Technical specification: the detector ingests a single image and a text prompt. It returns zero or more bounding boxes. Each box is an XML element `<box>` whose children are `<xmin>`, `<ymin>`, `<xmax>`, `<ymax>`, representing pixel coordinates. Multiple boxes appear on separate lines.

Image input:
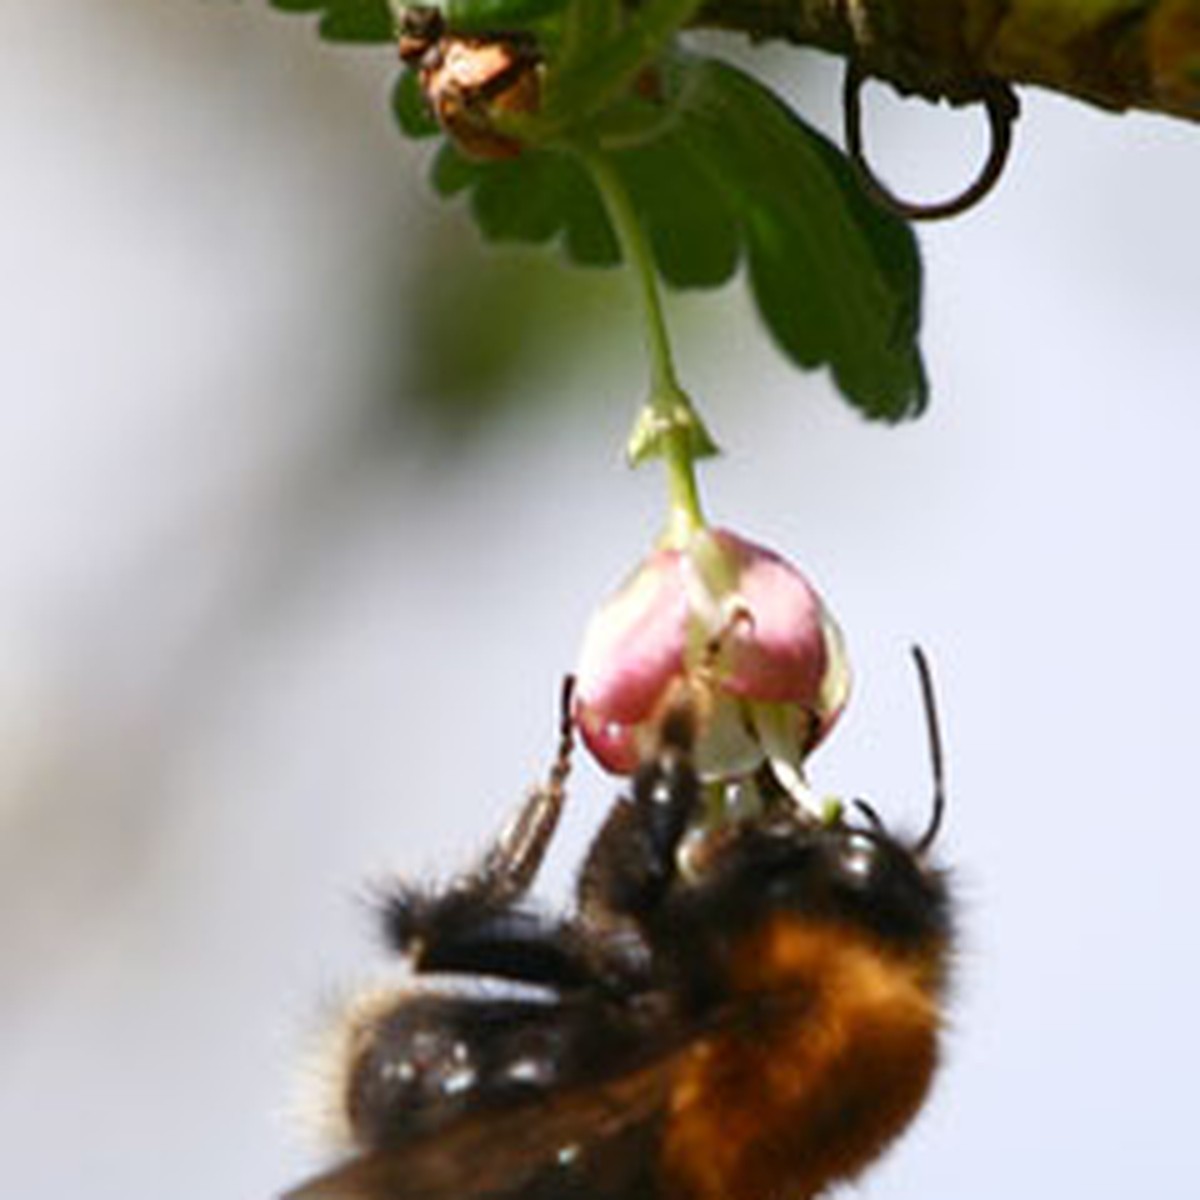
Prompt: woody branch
<box><xmin>692</xmin><ymin>0</ymin><xmax>1200</xmax><ymax>121</ymax></box>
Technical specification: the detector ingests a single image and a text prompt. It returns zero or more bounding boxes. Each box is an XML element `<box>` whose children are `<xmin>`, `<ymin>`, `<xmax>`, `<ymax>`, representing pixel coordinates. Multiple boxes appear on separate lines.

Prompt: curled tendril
<box><xmin>842</xmin><ymin>65</ymin><xmax>1021</xmax><ymax>222</ymax></box>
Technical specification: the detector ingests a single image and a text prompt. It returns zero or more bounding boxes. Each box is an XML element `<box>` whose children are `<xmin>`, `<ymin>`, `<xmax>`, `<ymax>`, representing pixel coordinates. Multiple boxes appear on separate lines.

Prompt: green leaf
<box><xmin>393</xmin><ymin>69</ymin><xmax>440</xmax><ymax>139</ymax></box>
<box><xmin>443</xmin><ymin>0</ymin><xmax>572</xmax><ymax>30</ymax></box>
<box><xmin>677</xmin><ymin>60</ymin><xmax>926</xmax><ymax>420</ymax></box>
<box><xmin>400</xmin><ymin>55</ymin><xmax>925</xmax><ymax>419</ymax></box>
<box><xmin>431</xmin><ymin>145</ymin><xmax>618</xmax><ymax>265</ymax></box>
<box><xmin>419</xmin><ymin>134</ymin><xmax>734</xmax><ymax>284</ymax></box>
<box><xmin>268</xmin><ymin>0</ymin><xmax>394</xmax><ymax>42</ymax></box>
<box><xmin>617</xmin><ymin>132</ymin><xmax>740</xmax><ymax>289</ymax></box>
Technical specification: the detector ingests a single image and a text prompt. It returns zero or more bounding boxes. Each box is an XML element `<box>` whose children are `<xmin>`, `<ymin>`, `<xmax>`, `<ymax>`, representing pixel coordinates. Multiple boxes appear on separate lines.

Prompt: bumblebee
<box><xmin>286</xmin><ymin>653</ymin><xmax>953</xmax><ymax>1200</ymax></box>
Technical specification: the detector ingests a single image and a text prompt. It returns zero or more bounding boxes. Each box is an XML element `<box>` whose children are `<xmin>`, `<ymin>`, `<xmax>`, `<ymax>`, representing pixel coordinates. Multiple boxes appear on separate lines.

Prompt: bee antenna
<box><xmin>851</xmin><ymin>798</ymin><xmax>886</xmax><ymax>835</ymax></box>
<box><xmin>910</xmin><ymin>645</ymin><xmax>946</xmax><ymax>855</ymax></box>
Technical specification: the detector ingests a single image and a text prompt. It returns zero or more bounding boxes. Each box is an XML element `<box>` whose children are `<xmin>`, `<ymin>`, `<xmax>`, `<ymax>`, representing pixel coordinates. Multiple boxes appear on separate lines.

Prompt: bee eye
<box><xmin>838</xmin><ymin>833</ymin><xmax>879</xmax><ymax>884</ymax></box>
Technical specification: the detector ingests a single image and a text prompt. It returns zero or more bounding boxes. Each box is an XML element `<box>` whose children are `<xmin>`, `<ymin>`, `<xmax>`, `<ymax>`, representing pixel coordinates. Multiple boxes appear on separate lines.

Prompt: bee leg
<box><xmin>576</xmin><ymin>701</ymin><xmax>700</xmax><ymax>930</ymax></box>
<box><xmin>378</xmin><ymin>679</ymin><xmax>594</xmax><ymax>989</ymax></box>
<box><xmin>383</xmin><ymin>886</ymin><xmax>600</xmax><ymax>989</ymax></box>
<box><xmin>468</xmin><ymin>673</ymin><xmax>576</xmax><ymax>907</ymax></box>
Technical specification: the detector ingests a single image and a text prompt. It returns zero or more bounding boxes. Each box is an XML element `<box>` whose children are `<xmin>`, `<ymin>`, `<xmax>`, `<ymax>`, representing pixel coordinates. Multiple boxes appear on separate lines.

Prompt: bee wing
<box><xmin>282</xmin><ymin>1054</ymin><xmax>673</xmax><ymax>1200</ymax></box>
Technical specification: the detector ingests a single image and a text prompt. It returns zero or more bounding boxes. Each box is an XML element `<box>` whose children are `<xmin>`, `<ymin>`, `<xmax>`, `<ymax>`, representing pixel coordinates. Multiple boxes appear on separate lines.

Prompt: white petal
<box><xmin>692</xmin><ymin>691</ymin><xmax>763</xmax><ymax>780</ymax></box>
<box><xmin>749</xmin><ymin>701</ymin><xmax>823</xmax><ymax>820</ymax></box>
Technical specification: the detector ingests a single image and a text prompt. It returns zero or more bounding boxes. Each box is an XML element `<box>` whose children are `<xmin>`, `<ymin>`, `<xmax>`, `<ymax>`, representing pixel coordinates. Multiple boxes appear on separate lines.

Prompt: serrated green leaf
<box><xmin>559</xmin><ymin>178</ymin><xmax>620</xmax><ymax>265</ymax></box>
<box><xmin>618</xmin><ymin>133</ymin><xmax>739</xmax><ymax>289</ymax></box>
<box><xmin>430</xmin><ymin>145</ymin><xmax>618</xmax><ymax>264</ymax></box>
<box><xmin>268</xmin><ymin>0</ymin><xmax>394</xmax><ymax>42</ymax></box>
<box><xmin>471</xmin><ymin>154</ymin><xmax>578</xmax><ymax>242</ymax></box>
<box><xmin>678</xmin><ymin>61</ymin><xmax>926</xmax><ymax>421</ymax></box>
<box><xmin>397</xmin><ymin>51</ymin><xmax>925</xmax><ymax>418</ymax></box>
<box><xmin>430</xmin><ymin>143</ymin><xmax>478</xmax><ymax>196</ymax></box>
<box><xmin>418</xmin><ymin>136</ymin><xmax>731</xmax><ymax>283</ymax></box>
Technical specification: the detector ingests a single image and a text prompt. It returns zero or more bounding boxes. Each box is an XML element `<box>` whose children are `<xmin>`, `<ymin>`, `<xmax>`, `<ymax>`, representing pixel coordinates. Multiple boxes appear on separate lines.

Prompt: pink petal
<box><xmin>575</xmin><ymin>549</ymin><xmax>690</xmax><ymax>725</ymax></box>
<box><xmin>711</xmin><ymin>529</ymin><xmax>828</xmax><ymax>705</ymax></box>
<box><xmin>574</xmin><ymin>703</ymin><xmax>641</xmax><ymax>775</ymax></box>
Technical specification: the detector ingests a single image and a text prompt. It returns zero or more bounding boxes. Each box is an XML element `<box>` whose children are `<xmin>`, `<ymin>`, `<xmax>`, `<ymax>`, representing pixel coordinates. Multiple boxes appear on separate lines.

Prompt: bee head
<box><xmin>796</xmin><ymin>809</ymin><xmax>951</xmax><ymax>953</ymax></box>
<box><xmin>675</xmin><ymin>644</ymin><xmax>952</xmax><ymax>960</ymax></box>
<box><xmin>781</xmin><ymin>644</ymin><xmax>951</xmax><ymax>952</ymax></box>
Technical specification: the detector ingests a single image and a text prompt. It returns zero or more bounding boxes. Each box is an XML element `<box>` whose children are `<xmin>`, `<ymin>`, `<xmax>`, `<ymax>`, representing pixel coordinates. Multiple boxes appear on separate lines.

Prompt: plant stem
<box><xmin>582</xmin><ymin>148</ymin><xmax>711</xmax><ymax>544</ymax></box>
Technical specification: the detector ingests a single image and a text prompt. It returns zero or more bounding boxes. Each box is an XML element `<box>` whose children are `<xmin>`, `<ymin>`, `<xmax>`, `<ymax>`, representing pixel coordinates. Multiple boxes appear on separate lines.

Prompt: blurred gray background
<box><xmin>3</xmin><ymin>2</ymin><xmax>1198</xmax><ymax>1198</ymax></box>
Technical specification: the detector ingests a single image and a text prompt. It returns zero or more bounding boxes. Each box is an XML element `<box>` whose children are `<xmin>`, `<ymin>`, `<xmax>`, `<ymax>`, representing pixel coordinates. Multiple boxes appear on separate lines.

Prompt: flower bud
<box><xmin>399</xmin><ymin>10</ymin><xmax>541</xmax><ymax>161</ymax></box>
<box><xmin>575</xmin><ymin>528</ymin><xmax>849</xmax><ymax>817</ymax></box>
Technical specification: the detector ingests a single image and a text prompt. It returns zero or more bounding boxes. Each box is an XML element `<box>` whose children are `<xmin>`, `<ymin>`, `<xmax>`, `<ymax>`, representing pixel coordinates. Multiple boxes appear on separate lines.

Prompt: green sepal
<box><xmin>626</xmin><ymin>396</ymin><xmax>720</xmax><ymax>466</ymax></box>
